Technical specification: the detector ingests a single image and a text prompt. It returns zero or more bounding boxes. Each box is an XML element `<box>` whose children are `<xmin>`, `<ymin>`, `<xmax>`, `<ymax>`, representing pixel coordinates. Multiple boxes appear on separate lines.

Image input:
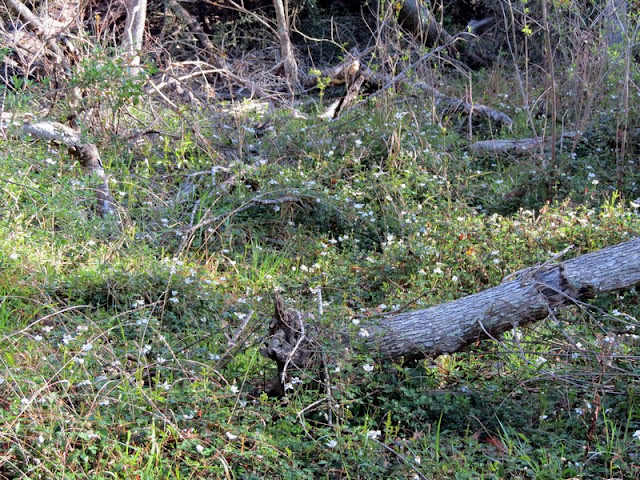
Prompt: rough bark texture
<box><xmin>394</xmin><ymin>0</ymin><xmax>489</xmax><ymax>67</ymax></box>
<box><xmin>604</xmin><ymin>0</ymin><xmax>627</xmax><ymax>46</ymax></box>
<box><xmin>469</xmin><ymin>132</ymin><xmax>579</xmax><ymax>156</ymax></box>
<box><xmin>166</xmin><ymin>0</ymin><xmax>218</xmax><ymax>58</ymax></box>
<box><xmin>396</xmin><ymin>0</ymin><xmax>454</xmax><ymax>47</ymax></box>
<box><xmin>261</xmin><ymin>237</ymin><xmax>640</xmax><ymax>393</ymax></box>
<box><xmin>260</xmin><ymin>296</ymin><xmax>320</xmax><ymax>396</ymax></box>
<box><xmin>123</xmin><ymin>0</ymin><xmax>147</xmax><ymax>72</ymax></box>
<box><xmin>273</xmin><ymin>0</ymin><xmax>298</xmax><ymax>83</ymax></box>
<box><xmin>367</xmin><ymin>237</ymin><xmax>640</xmax><ymax>359</ymax></box>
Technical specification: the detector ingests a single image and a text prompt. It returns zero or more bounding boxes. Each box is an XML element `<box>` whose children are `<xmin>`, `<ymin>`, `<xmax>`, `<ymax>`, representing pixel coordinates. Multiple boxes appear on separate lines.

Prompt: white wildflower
<box><xmin>367</xmin><ymin>430</ymin><xmax>381</xmax><ymax>440</ymax></box>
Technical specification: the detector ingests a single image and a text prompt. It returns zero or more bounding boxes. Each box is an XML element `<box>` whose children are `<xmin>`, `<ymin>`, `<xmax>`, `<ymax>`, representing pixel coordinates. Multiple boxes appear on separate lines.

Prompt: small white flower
<box><xmin>359</xmin><ymin>328</ymin><xmax>370</xmax><ymax>338</ymax></box>
<box><xmin>168</xmin><ymin>297</ymin><xmax>179</xmax><ymax>304</ymax></box>
<box><xmin>326</xmin><ymin>439</ymin><xmax>337</xmax><ymax>448</ymax></box>
<box><xmin>433</xmin><ymin>267</ymin><xmax>443</xmax><ymax>274</ymax></box>
<box><xmin>366</xmin><ymin>430</ymin><xmax>381</xmax><ymax>440</ymax></box>
<box><xmin>540</xmin><ymin>415</ymin><xmax>548</xmax><ymax>420</ymax></box>
<box><xmin>414</xmin><ymin>456</ymin><xmax>421</xmax><ymax>464</ymax></box>
<box><xmin>81</xmin><ymin>342</ymin><xmax>93</xmax><ymax>352</ymax></box>
<box><xmin>633</xmin><ymin>430</ymin><xmax>640</xmax><ymax>439</ymax></box>
<box><xmin>351</xmin><ymin>318</ymin><xmax>360</xmax><ymax>325</ymax></box>
<box><xmin>229</xmin><ymin>385</ymin><xmax>239</xmax><ymax>394</ymax></box>
<box><xmin>226</xmin><ymin>432</ymin><xmax>238</xmax><ymax>440</ymax></box>
<box><xmin>38</xmin><ymin>435</ymin><xmax>45</xmax><ymax>444</ymax></box>
<box><xmin>33</xmin><ymin>335</ymin><xmax>43</xmax><ymax>341</ymax></box>
<box><xmin>9</xmin><ymin>253</ymin><xmax>18</xmax><ymax>260</ymax></box>
<box><xmin>87</xmin><ymin>431</ymin><xmax>99</xmax><ymax>440</ymax></box>
<box><xmin>196</xmin><ymin>444</ymin><xmax>204</xmax><ymax>453</ymax></box>
<box><xmin>363</xmin><ymin>364</ymin><xmax>374</xmax><ymax>372</ymax></box>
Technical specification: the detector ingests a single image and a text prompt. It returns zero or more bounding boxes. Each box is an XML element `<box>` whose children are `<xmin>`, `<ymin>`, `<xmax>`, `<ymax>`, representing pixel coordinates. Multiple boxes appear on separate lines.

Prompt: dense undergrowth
<box><xmin>2</xmin><ymin>39</ymin><xmax>640</xmax><ymax>480</ymax></box>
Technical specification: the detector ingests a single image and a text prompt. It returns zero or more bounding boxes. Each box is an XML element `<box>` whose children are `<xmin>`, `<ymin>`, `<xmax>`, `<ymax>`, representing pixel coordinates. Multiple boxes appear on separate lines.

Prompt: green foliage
<box><xmin>1</xmin><ymin>40</ymin><xmax>640</xmax><ymax>479</ymax></box>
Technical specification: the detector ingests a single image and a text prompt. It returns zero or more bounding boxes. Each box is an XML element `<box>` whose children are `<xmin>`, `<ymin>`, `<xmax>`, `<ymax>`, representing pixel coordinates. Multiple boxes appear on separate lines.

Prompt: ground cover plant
<box><xmin>1</xmin><ymin>1</ymin><xmax>640</xmax><ymax>479</ymax></box>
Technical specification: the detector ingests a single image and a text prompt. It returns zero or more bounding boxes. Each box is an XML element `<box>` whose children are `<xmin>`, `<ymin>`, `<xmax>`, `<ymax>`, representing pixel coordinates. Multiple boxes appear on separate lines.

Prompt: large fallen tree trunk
<box><xmin>261</xmin><ymin>237</ymin><xmax>640</xmax><ymax>395</ymax></box>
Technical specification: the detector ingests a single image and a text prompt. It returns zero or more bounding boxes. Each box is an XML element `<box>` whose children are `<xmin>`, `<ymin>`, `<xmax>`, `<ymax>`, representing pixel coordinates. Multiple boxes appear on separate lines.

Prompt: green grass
<box><xmin>1</xmin><ymin>61</ymin><xmax>639</xmax><ymax>479</ymax></box>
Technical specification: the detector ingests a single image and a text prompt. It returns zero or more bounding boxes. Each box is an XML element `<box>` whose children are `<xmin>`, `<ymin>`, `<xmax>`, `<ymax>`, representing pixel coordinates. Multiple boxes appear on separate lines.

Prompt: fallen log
<box><xmin>22</xmin><ymin>121</ymin><xmax>118</xmax><ymax>219</ymax></box>
<box><xmin>470</xmin><ymin>132</ymin><xmax>579</xmax><ymax>156</ymax></box>
<box><xmin>396</xmin><ymin>0</ymin><xmax>489</xmax><ymax>67</ymax></box>
<box><xmin>305</xmin><ymin>48</ymin><xmax>512</xmax><ymax>126</ymax></box>
<box><xmin>261</xmin><ymin>237</ymin><xmax>640</xmax><ymax>395</ymax></box>
<box><xmin>470</xmin><ymin>129</ymin><xmax>640</xmax><ymax>157</ymax></box>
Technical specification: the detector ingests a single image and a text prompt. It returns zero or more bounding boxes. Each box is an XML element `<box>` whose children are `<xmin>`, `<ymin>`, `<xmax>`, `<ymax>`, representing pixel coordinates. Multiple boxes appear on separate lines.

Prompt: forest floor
<box><xmin>1</xmin><ymin>41</ymin><xmax>640</xmax><ymax>479</ymax></box>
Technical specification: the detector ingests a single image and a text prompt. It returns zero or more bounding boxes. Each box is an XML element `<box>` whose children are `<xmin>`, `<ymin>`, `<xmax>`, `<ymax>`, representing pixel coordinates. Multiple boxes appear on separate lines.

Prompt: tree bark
<box><xmin>123</xmin><ymin>0</ymin><xmax>147</xmax><ymax>74</ymax></box>
<box><xmin>392</xmin><ymin>0</ymin><xmax>489</xmax><ymax>67</ymax></box>
<box><xmin>396</xmin><ymin>0</ymin><xmax>454</xmax><ymax>47</ymax></box>
<box><xmin>604</xmin><ymin>0</ymin><xmax>627</xmax><ymax>47</ymax></box>
<box><xmin>261</xmin><ymin>237</ymin><xmax>640</xmax><ymax>393</ymax></box>
<box><xmin>273</xmin><ymin>0</ymin><xmax>298</xmax><ymax>84</ymax></box>
<box><xmin>165</xmin><ymin>0</ymin><xmax>218</xmax><ymax>59</ymax></box>
<box><xmin>366</xmin><ymin>239</ymin><xmax>640</xmax><ymax>359</ymax></box>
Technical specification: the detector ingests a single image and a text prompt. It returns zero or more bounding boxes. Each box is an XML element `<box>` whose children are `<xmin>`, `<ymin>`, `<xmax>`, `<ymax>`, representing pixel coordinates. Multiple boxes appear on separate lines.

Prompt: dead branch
<box><xmin>178</xmin><ymin>194</ymin><xmax>308</xmax><ymax>253</ymax></box>
<box><xmin>22</xmin><ymin>121</ymin><xmax>118</xmax><ymax>219</ymax></box>
<box><xmin>166</xmin><ymin>0</ymin><xmax>218</xmax><ymax>58</ymax></box>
